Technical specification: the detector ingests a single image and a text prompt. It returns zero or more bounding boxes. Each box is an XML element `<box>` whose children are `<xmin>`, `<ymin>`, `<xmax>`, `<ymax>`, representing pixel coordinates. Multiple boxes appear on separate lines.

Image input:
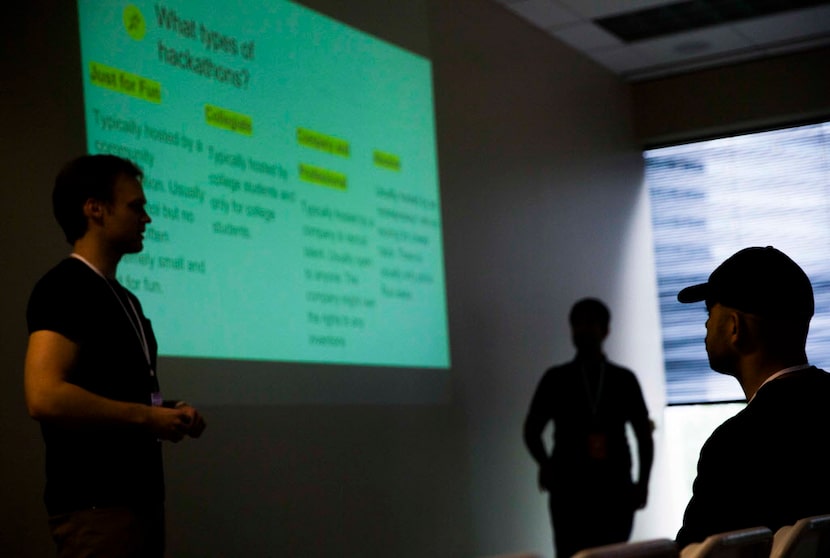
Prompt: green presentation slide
<box><xmin>77</xmin><ymin>0</ymin><xmax>450</xmax><ymax>368</ymax></box>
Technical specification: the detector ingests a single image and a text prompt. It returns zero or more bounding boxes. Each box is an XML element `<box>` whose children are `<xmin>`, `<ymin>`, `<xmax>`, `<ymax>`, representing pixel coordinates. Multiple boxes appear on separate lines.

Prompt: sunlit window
<box><xmin>646</xmin><ymin>120</ymin><xmax>830</xmax><ymax>405</ymax></box>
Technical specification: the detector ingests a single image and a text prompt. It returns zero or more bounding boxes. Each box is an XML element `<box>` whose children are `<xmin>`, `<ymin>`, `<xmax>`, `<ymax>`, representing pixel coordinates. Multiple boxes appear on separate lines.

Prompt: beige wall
<box><xmin>1</xmin><ymin>1</ymin><xmax>825</xmax><ymax>557</ymax></box>
<box><xmin>632</xmin><ymin>46</ymin><xmax>830</xmax><ymax>147</ymax></box>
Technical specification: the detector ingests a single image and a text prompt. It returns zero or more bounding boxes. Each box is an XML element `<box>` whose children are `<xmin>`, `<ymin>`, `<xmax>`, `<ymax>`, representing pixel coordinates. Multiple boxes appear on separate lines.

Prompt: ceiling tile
<box><xmin>488</xmin><ymin>0</ymin><xmax>830</xmax><ymax>80</ymax></box>
<box><xmin>503</xmin><ymin>0</ymin><xmax>580</xmax><ymax>28</ymax></box>
<box><xmin>582</xmin><ymin>45</ymin><xmax>656</xmax><ymax>73</ymax></box>
<box><xmin>554</xmin><ymin>0</ymin><xmax>677</xmax><ymax>19</ymax></box>
<box><xmin>762</xmin><ymin>34</ymin><xmax>830</xmax><ymax>56</ymax></box>
<box><xmin>551</xmin><ymin>22</ymin><xmax>624</xmax><ymax>51</ymax></box>
<box><xmin>733</xmin><ymin>4</ymin><xmax>830</xmax><ymax>45</ymax></box>
<box><xmin>630</xmin><ymin>24</ymin><xmax>755</xmax><ymax>66</ymax></box>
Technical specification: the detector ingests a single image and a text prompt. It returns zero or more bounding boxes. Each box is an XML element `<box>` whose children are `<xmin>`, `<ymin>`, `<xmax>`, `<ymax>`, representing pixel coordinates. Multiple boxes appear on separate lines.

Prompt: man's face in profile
<box><xmin>100</xmin><ymin>173</ymin><xmax>151</xmax><ymax>255</ymax></box>
<box><xmin>570</xmin><ymin>313</ymin><xmax>607</xmax><ymax>353</ymax></box>
<box><xmin>704</xmin><ymin>302</ymin><xmax>738</xmax><ymax>376</ymax></box>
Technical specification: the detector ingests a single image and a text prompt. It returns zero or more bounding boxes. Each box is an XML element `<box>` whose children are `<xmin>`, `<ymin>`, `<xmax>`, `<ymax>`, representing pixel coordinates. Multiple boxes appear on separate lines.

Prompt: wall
<box><xmin>429</xmin><ymin>2</ymin><xmax>668</xmax><ymax>554</ymax></box>
<box><xmin>6</xmin><ymin>0</ymin><xmax>824</xmax><ymax>556</ymax></box>
<box><xmin>632</xmin><ymin>45</ymin><xmax>830</xmax><ymax>147</ymax></box>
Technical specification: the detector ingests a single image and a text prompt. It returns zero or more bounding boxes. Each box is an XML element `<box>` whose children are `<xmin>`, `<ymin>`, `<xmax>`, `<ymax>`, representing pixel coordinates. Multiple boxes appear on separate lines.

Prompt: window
<box><xmin>646</xmin><ymin>120</ymin><xmax>830</xmax><ymax>405</ymax></box>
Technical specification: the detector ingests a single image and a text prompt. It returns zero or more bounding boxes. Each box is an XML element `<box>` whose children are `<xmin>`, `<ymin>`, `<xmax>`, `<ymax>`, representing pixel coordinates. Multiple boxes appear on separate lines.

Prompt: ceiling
<box><xmin>492</xmin><ymin>0</ymin><xmax>830</xmax><ymax>82</ymax></box>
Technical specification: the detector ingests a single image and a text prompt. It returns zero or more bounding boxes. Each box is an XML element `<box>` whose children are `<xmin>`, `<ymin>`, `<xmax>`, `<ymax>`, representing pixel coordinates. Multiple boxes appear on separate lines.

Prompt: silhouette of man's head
<box><xmin>53</xmin><ymin>154</ymin><xmax>144</xmax><ymax>245</ymax></box>
<box><xmin>569</xmin><ymin>298</ymin><xmax>610</xmax><ymax>355</ymax></box>
<box><xmin>677</xmin><ymin>246</ymin><xmax>814</xmax><ymax>371</ymax></box>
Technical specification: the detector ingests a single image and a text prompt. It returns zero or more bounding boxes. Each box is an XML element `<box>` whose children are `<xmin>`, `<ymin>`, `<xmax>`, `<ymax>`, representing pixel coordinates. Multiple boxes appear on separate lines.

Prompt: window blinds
<box><xmin>646</xmin><ymin>121</ymin><xmax>830</xmax><ymax>405</ymax></box>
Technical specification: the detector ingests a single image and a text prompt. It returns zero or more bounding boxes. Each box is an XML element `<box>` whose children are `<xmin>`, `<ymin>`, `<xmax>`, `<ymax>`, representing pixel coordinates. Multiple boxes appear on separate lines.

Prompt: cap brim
<box><xmin>678</xmin><ymin>283</ymin><xmax>708</xmax><ymax>303</ymax></box>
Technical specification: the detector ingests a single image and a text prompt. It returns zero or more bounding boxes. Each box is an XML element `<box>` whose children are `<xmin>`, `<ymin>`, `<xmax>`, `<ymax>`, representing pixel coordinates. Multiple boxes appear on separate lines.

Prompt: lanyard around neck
<box><xmin>580</xmin><ymin>360</ymin><xmax>605</xmax><ymax>417</ymax></box>
<box><xmin>70</xmin><ymin>253</ymin><xmax>154</xmax><ymax>376</ymax></box>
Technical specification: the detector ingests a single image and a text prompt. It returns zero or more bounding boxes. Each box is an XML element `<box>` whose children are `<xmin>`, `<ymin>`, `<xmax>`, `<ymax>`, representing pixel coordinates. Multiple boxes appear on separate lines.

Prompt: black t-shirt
<box><xmin>526</xmin><ymin>358</ymin><xmax>651</xmax><ymax>483</ymax></box>
<box><xmin>27</xmin><ymin>257</ymin><xmax>164</xmax><ymax>514</ymax></box>
<box><xmin>676</xmin><ymin>367</ymin><xmax>830</xmax><ymax>547</ymax></box>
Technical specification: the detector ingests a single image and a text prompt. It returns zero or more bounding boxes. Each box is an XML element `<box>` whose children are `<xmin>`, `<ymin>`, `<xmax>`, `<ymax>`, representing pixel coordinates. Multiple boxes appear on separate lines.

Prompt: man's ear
<box><xmin>735</xmin><ymin>312</ymin><xmax>763</xmax><ymax>351</ymax></box>
<box><xmin>83</xmin><ymin>198</ymin><xmax>104</xmax><ymax>219</ymax></box>
<box><xmin>731</xmin><ymin>310</ymin><xmax>757</xmax><ymax>353</ymax></box>
<box><xmin>728</xmin><ymin>309</ymin><xmax>740</xmax><ymax>337</ymax></box>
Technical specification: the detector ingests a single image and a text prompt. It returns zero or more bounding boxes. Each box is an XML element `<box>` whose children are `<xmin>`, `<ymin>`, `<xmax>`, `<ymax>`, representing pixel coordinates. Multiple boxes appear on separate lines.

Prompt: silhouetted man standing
<box><xmin>525</xmin><ymin>298</ymin><xmax>654</xmax><ymax>557</ymax></box>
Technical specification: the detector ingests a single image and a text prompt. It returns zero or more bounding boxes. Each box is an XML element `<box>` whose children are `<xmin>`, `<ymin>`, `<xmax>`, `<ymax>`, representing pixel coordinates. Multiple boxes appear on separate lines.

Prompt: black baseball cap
<box><xmin>677</xmin><ymin>246</ymin><xmax>814</xmax><ymax>319</ymax></box>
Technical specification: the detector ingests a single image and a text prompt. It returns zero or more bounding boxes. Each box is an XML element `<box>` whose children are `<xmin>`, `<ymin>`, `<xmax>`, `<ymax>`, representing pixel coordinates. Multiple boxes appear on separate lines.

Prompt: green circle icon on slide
<box><xmin>123</xmin><ymin>5</ymin><xmax>146</xmax><ymax>40</ymax></box>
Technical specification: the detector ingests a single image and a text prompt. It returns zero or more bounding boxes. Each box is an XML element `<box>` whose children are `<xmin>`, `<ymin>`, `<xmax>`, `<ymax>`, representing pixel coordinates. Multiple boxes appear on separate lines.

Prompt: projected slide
<box><xmin>77</xmin><ymin>0</ymin><xmax>449</xmax><ymax>368</ymax></box>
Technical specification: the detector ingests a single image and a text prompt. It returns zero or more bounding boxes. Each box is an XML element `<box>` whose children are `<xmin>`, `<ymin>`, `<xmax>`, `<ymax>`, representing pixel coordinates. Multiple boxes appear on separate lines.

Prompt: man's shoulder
<box><xmin>803</xmin><ymin>366</ymin><xmax>830</xmax><ymax>379</ymax></box>
<box><xmin>756</xmin><ymin>366</ymin><xmax>830</xmax><ymax>406</ymax></box>
<box><xmin>546</xmin><ymin>360</ymin><xmax>576</xmax><ymax>371</ymax></box>
<box><xmin>541</xmin><ymin>360</ymin><xmax>578</xmax><ymax>376</ymax></box>
<box><xmin>605</xmin><ymin>359</ymin><xmax>634</xmax><ymax>374</ymax></box>
<box><xmin>760</xmin><ymin>366</ymin><xmax>830</xmax><ymax>392</ymax></box>
<box><xmin>711</xmin><ymin>368</ymin><xmax>830</xmax><ymax>445</ymax></box>
<box><xmin>604</xmin><ymin>360</ymin><xmax>642</xmax><ymax>384</ymax></box>
<box><xmin>27</xmin><ymin>258</ymin><xmax>98</xmax><ymax>320</ymax></box>
<box><xmin>32</xmin><ymin>257</ymin><xmax>89</xmax><ymax>289</ymax></box>
<box><xmin>540</xmin><ymin>359</ymin><xmax>636</xmax><ymax>377</ymax></box>
<box><xmin>534</xmin><ymin>361</ymin><xmax>577</xmax><ymax>389</ymax></box>
<box><xmin>796</xmin><ymin>366</ymin><xmax>830</xmax><ymax>388</ymax></box>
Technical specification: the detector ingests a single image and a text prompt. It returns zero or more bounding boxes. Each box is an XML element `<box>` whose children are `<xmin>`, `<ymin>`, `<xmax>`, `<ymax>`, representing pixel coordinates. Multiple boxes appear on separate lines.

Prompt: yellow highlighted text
<box><xmin>297</xmin><ymin>128</ymin><xmax>350</xmax><ymax>158</ymax></box>
<box><xmin>205</xmin><ymin>104</ymin><xmax>253</xmax><ymax>136</ymax></box>
<box><xmin>89</xmin><ymin>62</ymin><xmax>161</xmax><ymax>103</ymax></box>
<box><xmin>299</xmin><ymin>163</ymin><xmax>347</xmax><ymax>191</ymax></box>
<box><xmin>373</xmin><ymin>150</ymin><xmax>401</xmax><ymax>171</ymax></box>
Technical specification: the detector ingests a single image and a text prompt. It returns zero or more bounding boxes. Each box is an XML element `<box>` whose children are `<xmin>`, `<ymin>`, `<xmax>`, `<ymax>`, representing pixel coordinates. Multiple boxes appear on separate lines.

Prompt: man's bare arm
<box><xmin>25</xmin><ymin>330</ymin><xmax>194</xmax><ymax>441</ymax></box>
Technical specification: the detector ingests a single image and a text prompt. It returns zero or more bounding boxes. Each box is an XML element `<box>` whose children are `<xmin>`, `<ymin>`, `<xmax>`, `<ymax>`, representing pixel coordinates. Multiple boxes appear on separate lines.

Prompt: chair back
<box><xmin>477</xmin><ymin>553</ymin><xmax>541</xmax><ymax>558</ymax></box>
<box><xmin>771</xmin><ymin>514</ymin><xmax>830</xmax><ymax>558</ymax></box>
<box><xmin>679</xmin><ymin>526</ymin><xmax>773</xmax><ymax>558</ymax></box>
<box><xmin>572</xmin><ymin>537</ymin><xmax>679</xmax><ymax>558</ymax></box>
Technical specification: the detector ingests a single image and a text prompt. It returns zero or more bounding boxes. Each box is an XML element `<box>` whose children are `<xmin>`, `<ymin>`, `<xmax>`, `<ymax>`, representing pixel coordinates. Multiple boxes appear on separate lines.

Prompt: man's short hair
<box><xmin>53</xmin><ymin>154</ymin><xmax>143</xmax><ymax>245</ymax></box>
<box><xmin>569</xmin><ymin>298</ymin><xmax>611</xmax><ymax>328</ymax></box>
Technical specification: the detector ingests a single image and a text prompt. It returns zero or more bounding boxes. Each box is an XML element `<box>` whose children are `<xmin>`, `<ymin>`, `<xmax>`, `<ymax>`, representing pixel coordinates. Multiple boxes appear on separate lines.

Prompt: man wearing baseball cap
<box><xmin>674</xmin><ymin>246</ymin><xmax>830</xmax><ymax>550</ymax></box>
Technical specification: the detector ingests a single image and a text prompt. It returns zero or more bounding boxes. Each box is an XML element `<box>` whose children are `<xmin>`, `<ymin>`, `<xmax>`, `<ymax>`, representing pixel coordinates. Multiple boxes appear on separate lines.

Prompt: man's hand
<box><xmin>174</xmin><ymin>402</ymin><xmax>206</xmax><ymax>438</ymax></box>
<box><xmin>146</xmin><ymin>406</ymin><xmax>195</xmax><ymax>442</ymax></box>
<box><xmin>146</xmin><ymin>404</ymin><xmax>206</xmax><ymax>442</ymax></box>
<box><xmin>148</xmin><ymin>402</ymin><xmax>205</xmax><ymax>442</ymax></box>
<box><xmin>632</xmin><ymin>482</ymin><xmax>649</xmax><ymax>509</ymax></box>
<box><xmin>538</xmin><ymin>462</ymin><xmax>553</xmax><ymax>492</ymax></box>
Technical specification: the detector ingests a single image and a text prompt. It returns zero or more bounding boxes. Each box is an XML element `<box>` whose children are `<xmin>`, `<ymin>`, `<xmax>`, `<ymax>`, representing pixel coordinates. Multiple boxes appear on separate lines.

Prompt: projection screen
<box><xmin>76</xmin><ymin>0</ymin><xmax>450</xmax><ymax>404</ymax></box>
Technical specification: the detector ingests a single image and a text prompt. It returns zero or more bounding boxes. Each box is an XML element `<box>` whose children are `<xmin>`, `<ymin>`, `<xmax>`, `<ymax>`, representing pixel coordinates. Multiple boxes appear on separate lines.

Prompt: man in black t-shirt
<box><xmin>25</xmin><ymin>154</ymin><xmax>206</xmax><ymax>557</ymax></box>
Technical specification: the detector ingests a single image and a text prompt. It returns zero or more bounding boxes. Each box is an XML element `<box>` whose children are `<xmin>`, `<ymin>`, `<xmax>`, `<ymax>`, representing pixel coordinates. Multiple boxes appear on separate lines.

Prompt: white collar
<box><xmin>749</xmin><ymin>363</ymin><xmax>811</xmax><ymax>402</ymax></box>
